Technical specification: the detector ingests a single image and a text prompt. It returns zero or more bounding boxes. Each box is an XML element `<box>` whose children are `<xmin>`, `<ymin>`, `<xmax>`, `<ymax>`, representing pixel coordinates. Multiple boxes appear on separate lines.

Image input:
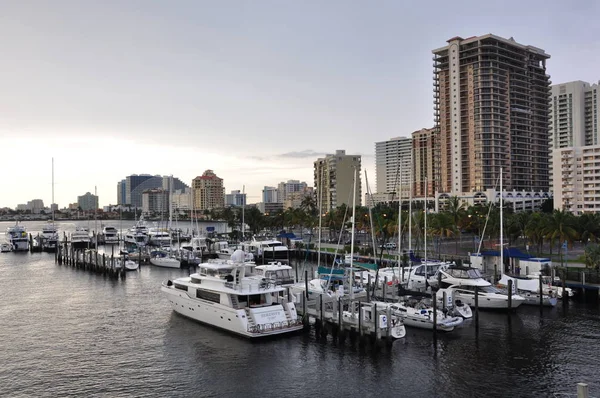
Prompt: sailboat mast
<box><xmin>349</xmin><ymin>167</ymin><xmax>357</xmax><ymax>300</ymax></box>
<box><xmin>94</xmin><ymin>185</ymin><xmax>98</xmax><ymax>249</ymax></box>
<box><xmin>398</xmin><ymin>159</ymin><xmax>402</xmax><ymax>270</ymax></box>
<box><xmin>241</xmin><ymin>185</ymin><xmax>245</xmax><ymax>241</ymax></box>
<box><xmin>168</xmin><ymin>175</ymin><xmax>173</xmax><ymax>230</ymax></box>
<box><xmin>424</xmin><ymin>177</ymin><xmax>427</xmax><ymax>278</ymax></box>
<box><xmin>317</xmin><ymin>169</ymin><xmax>323</xmax><ymax>268</ymax></box>
<box><xmin>408</xmin><ymin>149</ymin><xmax>413</xmax><ymax>257</ymax></box>
<box><xmin>500</xmin><ymin>167</ymin><xmax>504</xmax><ymax>277</ymax></box>
<box><xmin>51</xmin><ymin>157</ymin><xmax>55</xmax><ymax>223</ymax></box>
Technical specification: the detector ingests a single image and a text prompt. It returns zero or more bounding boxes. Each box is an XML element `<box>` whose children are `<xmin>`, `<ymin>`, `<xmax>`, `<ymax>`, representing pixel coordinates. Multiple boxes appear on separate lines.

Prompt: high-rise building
<box><xmin>375</xmin><ymin>137</ymin><xmax>412</xmax><ymax>197</ymax></box>
<box><xmin>225</xmin><ymin>190</ymin><xmax>247</xmax><ymax>207</ymax></box>
<box><xmin>283</xmin><ymin>187</ymin><xmax>314</xmax><ymax>210</ymax></box>
<box><xmin>433</xmin><ymin>34</ymin><xmax>551</xmax><ymax>194</ymax></box>
<box><xmin>171</xmin><ymin>188</ymin><xmax>192</xmax><ymax>212</ymax></box>
<box><xmin>552</xmin><ymin>145</ymin><xmax>600</xmax><ymax>214</ymax></box>
<box><xmin>550</xmin><ymin>81</ymin><xmax>600</xmax><ymax>149</ymax></box>
<box><xmin>549</xmin><ymin>81</ymin><xmax>600</xmax><ymax>192</ymax></box>
<box><xmin>120</xmin><ymin>174</ymin><xmax>188</xmax><ymax>207</ymax></box>
<box><xmin>412</xmin><ymin>128</ymin><xmax>436</xmax><ymax>197</ymax></box>
<box><xmin>313</xmin><ymin>150</ymin><xmax>361</xmax><ymax>211</ymax></box>
<box><xmin>262</xmin><ymin>186</ymin><xmax>279</xmax><ymax>203</ymax></box>
<box><xmin>192</xmin><ymin>170</ymin><xmax>224</xmax><ymax>211</ymax></box>
<box><xmin>142</xmin><ymin>188</ymin><xmax>169</xmax><ymax>215</ymax></box>
<box><xmin>26</xmin><ymin>199</ymin><xmax>45</xmax><ymax>214</ymax></box>
<box><xmin>77</xmin><ymin>192</ymin><xmax>99</xmax><ymax>211</ymax></box>
<box><xmin>277</xmin><ymin>180</ymin><xmax>308</xmax><ymax>202</ymax></box>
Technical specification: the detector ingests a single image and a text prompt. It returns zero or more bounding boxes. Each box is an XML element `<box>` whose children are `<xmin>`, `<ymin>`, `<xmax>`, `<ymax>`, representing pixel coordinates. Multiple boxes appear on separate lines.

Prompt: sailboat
<box><xmin>42</xmin><ymin>158</ymin><xmax>59</xmax><ymax>252</ymax></box>
<box><xmin>150</xmin><ymin>176</ymin><xmax>180</xmax><ymax>268</ymax></box>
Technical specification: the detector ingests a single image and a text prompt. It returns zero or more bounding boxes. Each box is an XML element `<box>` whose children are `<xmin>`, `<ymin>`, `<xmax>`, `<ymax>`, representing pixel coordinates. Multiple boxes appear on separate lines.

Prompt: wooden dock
<box><xmin>55</xmin><ymin>242</ymin><xmax>132</xmax><ymax>280</ymax></box>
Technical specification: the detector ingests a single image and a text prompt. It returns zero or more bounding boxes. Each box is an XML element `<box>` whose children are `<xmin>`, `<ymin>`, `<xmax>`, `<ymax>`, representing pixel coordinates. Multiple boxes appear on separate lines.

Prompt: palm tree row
<box><xmin>207</xmin><ymin>196</ymin><xmax>600</xmax><ymax>266</ymax></box>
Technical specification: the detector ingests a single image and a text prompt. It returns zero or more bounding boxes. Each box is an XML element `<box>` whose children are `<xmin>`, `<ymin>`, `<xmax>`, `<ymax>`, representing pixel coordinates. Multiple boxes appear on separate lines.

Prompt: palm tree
<box><xmin>579</xmin><ymin>213</ymin><xmax>600</xmax><ymax>245</ymax></box>
<box><xmin>429</xmin><ymin>212</ymin><xmax>454</xmax><ymax>258</ymax></box>
<box><xmin>584</xmin><ymin>244</ymin><xmax>600</xmax><ymax>270</ymax></box>
<box><xmin>543</xmin><ymin>210</ymin><xmax>578</xmax><ymax>257</ymax></box>
<box><xmin>444</xmin><ymin>196</ymin><xmax>466</xmax><ymax>254</ymax></box>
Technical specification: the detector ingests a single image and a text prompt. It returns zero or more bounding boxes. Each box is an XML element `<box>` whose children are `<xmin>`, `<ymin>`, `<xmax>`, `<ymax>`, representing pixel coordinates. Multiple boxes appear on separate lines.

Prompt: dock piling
<box><xmin>577</xmin><ymin>383</ymin><xmax>589</xmax><ymax>398</ymax></box>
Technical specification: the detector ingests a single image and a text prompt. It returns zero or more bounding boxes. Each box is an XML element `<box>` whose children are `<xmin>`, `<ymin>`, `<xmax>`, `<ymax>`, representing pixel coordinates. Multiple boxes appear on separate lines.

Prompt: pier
<box><xmin>55</xmin><ymin>241</ymin><xmax>131</xmax><ymax>280</ymax></box>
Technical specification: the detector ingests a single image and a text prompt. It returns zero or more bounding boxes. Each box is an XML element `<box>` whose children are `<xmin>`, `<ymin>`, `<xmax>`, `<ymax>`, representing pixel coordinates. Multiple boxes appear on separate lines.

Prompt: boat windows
<box><xmin>196</xmin><ymin>290</ymin><xmax>221</xmax><ymax>303</ymax></box>
<box><xmin>480</xmin><ymin>285</ymin><xmax>501</xmax><ymax>294</ymax></box>
<box><xmin>190</xmin><ymin>276</ymin><xmax>202</xmax><ymax>284</ymax></box>
<box><xmin>174</xmin><ymin>283</ymin><xmax>188</xmax><ymax>291</ymax></box>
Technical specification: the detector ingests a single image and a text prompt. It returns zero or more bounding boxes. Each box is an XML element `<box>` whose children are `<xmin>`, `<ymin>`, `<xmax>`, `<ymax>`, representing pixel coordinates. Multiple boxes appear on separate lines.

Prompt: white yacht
<box><xmin>497</xmin><ymin>274</ymin><xmax>558</xmax><ymax>307</ymax></box>
<box><xmin>150</xmin><ymin>249</ymin><xmax>181</xmax><ymax>268</ymax></box>
<box><xmin>216</xmin><ymin>242</ymin><xmax>254</xmax><ymax>262</ymax></box>
<box><xmin>180</xmin><ymin>236</ymin><xmax>208</xmax><ymax>257</ymax></box>
<box><xmin>102</xmin><ymin>226</ymin><xmax>119</xmax><ymax>245</ymax></box>
<box><xmin>255</xmin><ymin>262</ymin><xmax>295</xmax><ymax>286</ymax></box>
<box><xmin>244</xmin><ymin>239</ymin><xmax>289</xmax><ymax>262</ymax></box>
<box><xmin>385</xmin><ymin>300</ymin><xmax>463</xmax><ymax>332</ymax></box>
<box><xmin>148</xmin><ymin>228</ymin><xmax>171</xmax><ymax>247</ymax></box>
<box><xmin>124</xmin><ymin>217</ymin><xmax>149</xmax><ymax>248</ymax></box>
<box><xmin>41</xmin><ymin>221</ymin><xmax>59</xmax><ymax>252</ymax></box>
<box><xmin>70</xmin><ymin>227</ymin><xmax>91</xmax><ymax>250</ymax></box>
<box><xmin>432</xmin><ymin>266</ymin><xmax>526</xmax><ymax>310</ymax></box>
<box><xmin>5</xmin><ymin>222</ymin><xmax>29</xmax><ymax>251</ymax></box>
<box><xmin>342</xmin><ymin>301</ymin><xmax>406</xmax><ymax>339</ymax></box>
<box><xmin>161</xmin><ymin>253</ymin><xmax>303</xmax><ymax>338</ymax></box>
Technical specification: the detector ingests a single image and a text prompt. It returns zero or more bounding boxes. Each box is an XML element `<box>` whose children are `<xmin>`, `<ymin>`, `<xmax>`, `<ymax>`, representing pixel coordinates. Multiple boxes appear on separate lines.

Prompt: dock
<box><xmin>55</xmin><ymin>241</ymin><xmax>132</xmax><ymax>280</ymax></box>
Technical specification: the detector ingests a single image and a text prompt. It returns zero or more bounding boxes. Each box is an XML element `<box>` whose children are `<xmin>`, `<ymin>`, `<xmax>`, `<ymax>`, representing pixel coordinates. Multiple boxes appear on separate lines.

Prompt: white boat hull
<box><xmin>161</xmin><ymin>285</ymin><xmax>303</xmax><ymax>338</ymax></box>
<box><xmin>150</xmin><ymin>257</ymin><xmax>181</xmax><ymax>268</ymax></box>
<box><xmin>454</xmin><ymin>292</ymin><xmax>525</xmax><ymax>310</ymax></box>
<box><xmin>519</xmin><ymin>292</ymin><xmax>558</xmax><ymax>307</ymax></box>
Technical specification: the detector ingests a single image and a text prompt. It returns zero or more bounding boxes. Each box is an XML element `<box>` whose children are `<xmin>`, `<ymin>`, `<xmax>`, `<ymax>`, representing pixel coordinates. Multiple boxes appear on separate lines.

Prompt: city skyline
<box><xmin>2</xmin><ymin>1</ymin><xmax>599</xmax><ymax>208</ymax></box>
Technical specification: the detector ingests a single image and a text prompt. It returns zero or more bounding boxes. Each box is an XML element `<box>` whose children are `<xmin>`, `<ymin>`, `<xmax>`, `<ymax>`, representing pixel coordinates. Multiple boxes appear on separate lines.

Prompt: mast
<box><xmin>349</xmin><ymin>167</ymin><xmax>357</xmax><ymax>300</ymax></box>
<box><xmin>241</xmin><ymin>185</ymin><xmax>245</xmax><ymax>242</ymax></box>
<box><xmin>408</xmin><ymin>149</ymin><xmax>413</xmax><ymax>259</ymax></box>
<box><xmin>94</xmin><ymin>185</ymin><xmax>98</xmax><ymax>249</ymax></box>
<box><xmin>317</xmin><ymin>168</ymin><xmax>323</xmax><ymax>268</ymax></box>
<box><xmin>51</xmin><ymin>157</ymin><xmax>55</xmax><ymax>223</ymax></box>
<box><xmin>397</xmin><ymin>159</ymin><xmax>402</xmax><ymax>273</ymax></box>
<box><xmin>500</xmin><ymin>167</ymin><xmax>504</xmax><ymax>276</ymax></box>
<box><xmin>424</xmin><ymin>177</ymin><xmax>427</xmax><ymax>281</ymax></box>
<box><xmin>168</xmin><ymin>175</ymin><xmax>173</xmax><ymax>230</ymax></box>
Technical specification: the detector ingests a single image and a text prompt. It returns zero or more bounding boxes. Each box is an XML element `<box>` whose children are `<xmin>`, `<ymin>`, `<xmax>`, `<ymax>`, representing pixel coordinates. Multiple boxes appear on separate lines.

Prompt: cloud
<box><xmin>278</xmin><ymin>149</ymin><xmax>326</xmax><ymax>158</ymax></box>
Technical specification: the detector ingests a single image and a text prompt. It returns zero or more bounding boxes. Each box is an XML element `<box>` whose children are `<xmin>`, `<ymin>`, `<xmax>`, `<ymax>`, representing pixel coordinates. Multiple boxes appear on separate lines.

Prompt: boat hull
<box><xmin>454</xmin><ymin>293</ymin><xmax>525</xmax><ymax>310</ymax></box>
<box><xmin>150</xmin><ymin>257</ymin><xmax>181</xmax><ymax>268</ymax></box>
<box><xmin>161</xmin><ymin>286</ymin><xmax>303</xmax><ymax>338</ymax></box>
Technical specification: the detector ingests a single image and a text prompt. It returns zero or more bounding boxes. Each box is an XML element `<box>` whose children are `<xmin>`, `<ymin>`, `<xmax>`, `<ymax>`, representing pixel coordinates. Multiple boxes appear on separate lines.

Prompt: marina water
<box><xmin>1</xmin><ymin>221</ymin><xmax>599</xmax><ymax>397</ymax></box>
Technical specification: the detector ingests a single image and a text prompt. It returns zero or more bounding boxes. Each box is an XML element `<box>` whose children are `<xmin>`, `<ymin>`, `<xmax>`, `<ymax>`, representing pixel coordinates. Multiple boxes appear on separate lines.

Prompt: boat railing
<box><xmin>224</xmin><ymin>278</ymin><xmax>277</xmax><ymax>292</ymax></box>
<box><xmin>247</xmin><ymin>319</ymin><xmax>302</xmax><ymax>334</ymax></box>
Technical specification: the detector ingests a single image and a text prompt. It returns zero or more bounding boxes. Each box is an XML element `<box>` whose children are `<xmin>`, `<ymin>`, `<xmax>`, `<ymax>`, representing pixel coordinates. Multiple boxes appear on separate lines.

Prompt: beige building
<box><xmin>142</xmin><ymin>188</ymin><xmax>169</xmax><ymax>215</ymax></box>
<box><xmin>375</xmin><ymin>136</ymin><xmax>412</xmax><ymax>197</ymax></box>
<box><xmin>283</xmin><ymin>187</ymin><xmax>314</xmax><ymax>210</ymax></box>
<box><xmin>192</xmin><ymin>170</ymin><xmax>224</xmax><ymax>211</ymax></box>
<box><xmin>314</xmin><ymin>150</ymin><xmax>361</xmax><ymax>211</ymax></box>
<box><xmin>552</xmin><ymin>145</ymin><xmax>600</xmax><ymax>214</ymax></box>
<box><xmin>433</xmin><ymin>34</ymin><xmax>551</xmax><ymax>195</ymax></box>
<box><xmin>412</xmin><ymin>128</ymin><xmax>436</xmax><ymax>197</ymax></box>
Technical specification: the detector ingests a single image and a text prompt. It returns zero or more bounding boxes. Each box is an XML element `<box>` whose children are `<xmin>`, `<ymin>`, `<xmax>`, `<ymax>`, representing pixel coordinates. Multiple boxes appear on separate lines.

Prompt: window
<box><xmin>197</xmin><ymin>290</ymin><xmax>221</xmax><ymax>303</ymax></box>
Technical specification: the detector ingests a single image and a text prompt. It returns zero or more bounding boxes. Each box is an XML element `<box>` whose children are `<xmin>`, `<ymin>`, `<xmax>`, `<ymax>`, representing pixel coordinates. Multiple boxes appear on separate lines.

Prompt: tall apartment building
<box><xmin>552</xmin><ymin>145</ymin><xmax>600</xmax><ymax>214</ymax></box>
<box><xmin>120</xmin><ymin>174</ymin><xmax>188</xmax><ymax>207</ymax></box>
<box><xmin>277</xmin><ymin>180</ymin><xmax>308</xmax><ymax>202</ymax></box>
<box><xmin>171</xmin><ymin>188</ymin><xmax>192</xmax><ymax>212</ymax></box>
<box><xmin>550</xmin><ymin>81</ymin><xmax>600</xmax><ymax>149</ymax></box>
<box><xmin>549</xmin><ymin>81</ymin><xmax>600</xmax><ymax>191</ymax></box>
<box><xmin>375</xmin><ymin>137</ymin><xmax>412</xmax><ymax>197</ymax></box>
<box><xmin>77</xmin><ymin>192</ymin><xmax>99</xmax><ymax>211</ymax></box>
<box><xmin>192</xmin><ymin>170</ymin><xmax>224</xmax><ymax>211</ymax></box>
<box><xmin>26</xmin><ymin>199</ymin><xmax>45</xmax><ymax>214</ymax></box>
<box><xmin>433</xmin><ymin>34</ymin><xmax>551</xmax><ymax>194</ymax></box>
<box><xmin>262</xmin><ymin>186</ymin><xmax>279</xmax><ymax>203</ymax></box>
<box><xmin>142</xmin><ymin>188</ymin><xmax>169</xmax><ymax>215</ymax></box>
<box><xmin>313</xmin><ymin>150</ymin><xmax>361</xmax><ymax>211</ymax></box>
<box><xmin>412</xmin><ymin>128</ymin><xmax>436</xmax><ymax>197</ymax></box>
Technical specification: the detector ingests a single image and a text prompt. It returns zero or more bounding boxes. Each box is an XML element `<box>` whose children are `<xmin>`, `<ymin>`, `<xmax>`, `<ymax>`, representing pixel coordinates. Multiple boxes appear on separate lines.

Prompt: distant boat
<box><xmin>71</xmin><ymin>227</ymin><xmax>91</xmax><ymax>250</ymax></box>
<box><xmin>41</xmin><ymin>221</ymin><xmax>59</xmax><ymax>252</ymax></box>
<box><xmin>5</xmin><ymin>222</ymin><xmax>29</xmax><ymax>251</ymax></box>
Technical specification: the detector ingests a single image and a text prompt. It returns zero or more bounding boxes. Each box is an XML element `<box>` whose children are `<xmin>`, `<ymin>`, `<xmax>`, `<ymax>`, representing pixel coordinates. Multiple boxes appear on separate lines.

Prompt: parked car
<box><xmin>380</xmin><ymin>242</ymin><xmax>397</xmax><ymax>250</ymax></box>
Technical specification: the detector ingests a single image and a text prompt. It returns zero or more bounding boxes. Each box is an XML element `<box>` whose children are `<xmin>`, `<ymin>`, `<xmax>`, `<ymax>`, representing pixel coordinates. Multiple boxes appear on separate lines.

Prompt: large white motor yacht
<box><xmin>41</xmin><ymin>221</ymin><xmax>59</xmax><ymax>252</ymax></box>
<box><xmin>70</xmin><ymin>227</ymin><xmax>91</xmax><ymax>250</ymax></box>
<box><xmin>148</xmin><ymin>228</ymin><xmax>171</xmax><ymax>247</ymax></box>
<box><xmin>216</xmin><ymin>242</ymin><xmax>254</xmax><ymax>262</ymax></box>
<box><xmin>244</xmin><ymin>239</ymin><xmax>289</xmax><ymax>262</ymax></box>
<box><xmin>102</xmin><ymin>226</ymin><xmax>119</xmax><ymax>245</ymax></box>
<box><xmin>161</xmin><ymin>250</ymin><xmax>303</xmax><ymax>338</ymax></box>
<box><xmin>124</xmin><ymin>217</ymin><xmax>149</xmax><ymax>248</ymax></box>
<box><xmin>431</xmin><ymin>266</ymin><xmax>526</xmax><ymax>310</ymax></box>
<box><xmin>6</xmin><ymin>222</ymin><xmax>29</xmax><ymax>251</ymax></box>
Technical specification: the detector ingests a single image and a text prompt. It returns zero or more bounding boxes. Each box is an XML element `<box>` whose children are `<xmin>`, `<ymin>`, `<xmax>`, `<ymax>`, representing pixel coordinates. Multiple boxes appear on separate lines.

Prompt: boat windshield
<box><xmin>448</xmin><ymin>268</ymin><xmax>482</xmax><ymax>279</ymax></box>
<box><xmin>266</xmin><ymin>243</ymin><xmax>283</xmax><ymax>248</ymax></box>
<box><xmin>480</xmin><ymin>285</ymin><xmax>501</xmax><ymax>294</ymax></box>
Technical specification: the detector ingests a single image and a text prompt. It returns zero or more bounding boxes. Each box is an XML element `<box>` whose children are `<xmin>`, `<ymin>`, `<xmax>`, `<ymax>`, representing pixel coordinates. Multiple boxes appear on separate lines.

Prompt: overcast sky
<box><xmin>1</xmin><ymin>0</ymin><xmax>599</xmax><ymax>208</ymax></box>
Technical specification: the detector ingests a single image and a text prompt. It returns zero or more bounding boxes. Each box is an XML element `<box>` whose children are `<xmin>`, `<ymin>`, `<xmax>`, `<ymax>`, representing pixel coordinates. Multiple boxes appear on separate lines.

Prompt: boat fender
<box><xmin>455</xmin><ymin>299</ymin><xmax>463</xmax><ymax>307</ymax></box>
<box><xmin>167</xmin><ymin>280</ymin><xmax>173</xmax><ymax>286</ymax></box>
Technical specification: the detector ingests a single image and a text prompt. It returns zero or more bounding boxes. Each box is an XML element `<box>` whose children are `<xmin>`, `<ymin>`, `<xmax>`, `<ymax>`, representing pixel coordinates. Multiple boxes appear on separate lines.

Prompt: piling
<box><xmin>386</xmin><ymin>305</ymin><xmax>392</xmax><ymax>344</ymax></box>
<box><xmin>582</xmin><ymin>272</ymin><xmax>586</xmax><ymax>296</ymax></box>
<box><xmin>562</xmin><ymin>271</ymin><xmax>567</xmax><ymax>307</ymax></box>
<box><xmin>442</xmin><ymin>291</ymin><xmax>447</xmax><ymax>312</ymax></box>
<box><xmin>577</xmin><ymin>383</ymin><xmax>589</xmax><ymax>398</ymax></box>
<box><xmin>382</xmin><ymin>277</ymin><xmax>387</xmax><ymax>302</ymax></box>
<box><xmin>474</xmin><ymin>285</ymin><xmax>479</xmax><ymax>327</ymax></box>
<box><xmin>507</xmin><ymin>279</ymin><xmax>513</xmax><ymax>310</ymax></box>
<box><xmin>539</xmin><ymin>275</ymin><xmax>544</xmax><ymax>307</ymax></box>
<box><xmin>367</xmin><ymin>274</ymin><xmax>371</xmax><ymax>302</ymax></box>
<box><xmin>432</xmin><ymin>290</ymin><xmax>438</xmax><ymax>336</ymax></box>
<box><xmin>358</xmin><ymin>302</ymin><xmax>363</xmax><ymax>338</ymax></box>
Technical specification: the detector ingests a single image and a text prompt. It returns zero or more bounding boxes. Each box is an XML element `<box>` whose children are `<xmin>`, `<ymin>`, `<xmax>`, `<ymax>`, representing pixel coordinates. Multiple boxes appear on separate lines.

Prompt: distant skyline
<box><xmin>2</xmin><ymin>1</ymin><xmax>599</xmax><ymax>208</ymax></box>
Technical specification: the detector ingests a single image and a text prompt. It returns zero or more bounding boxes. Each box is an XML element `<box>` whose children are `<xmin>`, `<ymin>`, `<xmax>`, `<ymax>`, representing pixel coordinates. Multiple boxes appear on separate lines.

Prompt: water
<box><xmin>1</xmin><ymin>221</ymin><xmax>599</xmax><ymax>397</ymax></box>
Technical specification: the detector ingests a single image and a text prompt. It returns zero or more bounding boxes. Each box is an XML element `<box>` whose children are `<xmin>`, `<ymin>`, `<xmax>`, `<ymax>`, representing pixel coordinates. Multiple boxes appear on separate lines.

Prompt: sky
<box><xmin>1</xmin><ymin>0</ymin><xmax>599</xmax><ymax>208</ymax></box>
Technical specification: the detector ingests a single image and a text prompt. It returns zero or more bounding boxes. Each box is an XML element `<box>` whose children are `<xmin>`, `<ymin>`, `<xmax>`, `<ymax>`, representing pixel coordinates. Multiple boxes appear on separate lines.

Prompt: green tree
<box><xmin>584</xmin><ymin>244</ymin><xmax>600</xmax><ymax>270</ymax></box>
